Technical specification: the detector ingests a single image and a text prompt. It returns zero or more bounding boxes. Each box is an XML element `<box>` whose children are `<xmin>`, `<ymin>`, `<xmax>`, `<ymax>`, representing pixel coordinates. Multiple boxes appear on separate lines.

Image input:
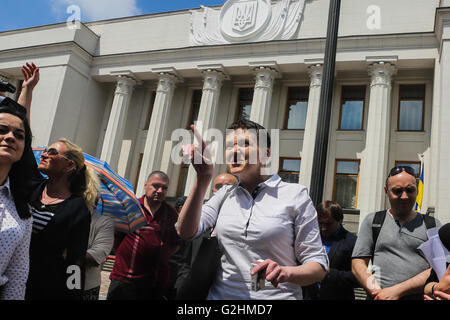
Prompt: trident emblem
<box><xmin>232</xmin><ymin>1</ymin><xmax>258</xmax><ymax>32</ymax></box>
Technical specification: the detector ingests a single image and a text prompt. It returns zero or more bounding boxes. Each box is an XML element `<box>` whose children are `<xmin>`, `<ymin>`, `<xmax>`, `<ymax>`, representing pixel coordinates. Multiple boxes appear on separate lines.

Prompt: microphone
<box><xmin>0</xmin><ymin>79</ymin><xmax>16</xmax><ymax>93</ymax></box>
<box><xmin>438</xmin><ymin>223</ymin><xmax>450</xmax><ymax>252</ymax></box>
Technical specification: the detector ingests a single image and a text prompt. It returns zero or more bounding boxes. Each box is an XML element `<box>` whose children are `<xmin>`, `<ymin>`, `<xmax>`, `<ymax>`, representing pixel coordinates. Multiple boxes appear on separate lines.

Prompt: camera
<box><xmin>0</xmin><ymin>79</ymin><xmax>16</xmax><ymax>93</ymax></box>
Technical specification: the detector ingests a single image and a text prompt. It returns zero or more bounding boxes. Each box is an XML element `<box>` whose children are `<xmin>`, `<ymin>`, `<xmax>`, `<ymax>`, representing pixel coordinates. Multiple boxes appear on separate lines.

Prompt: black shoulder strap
<box><xmin>422</xmin><ymin>214</ymin><xmax>436</xmax><ymax>230</ymax></box>
<box><xmin>371</xmin><ymin>210</ymin><xmax>387</xmax><ymax>258</ymax></box>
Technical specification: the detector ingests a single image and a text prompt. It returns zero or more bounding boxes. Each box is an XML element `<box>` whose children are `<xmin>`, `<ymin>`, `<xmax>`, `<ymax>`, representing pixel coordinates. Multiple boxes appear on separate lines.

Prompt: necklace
<box><xmin>40</xmin><ymin>187</ymin><xmax>66</xmax><ymax>209</ymax></box>
<box><xmin>40</xmin><ymin>198</ymin><xmax>62</xmax><ymax>209</ymax></box>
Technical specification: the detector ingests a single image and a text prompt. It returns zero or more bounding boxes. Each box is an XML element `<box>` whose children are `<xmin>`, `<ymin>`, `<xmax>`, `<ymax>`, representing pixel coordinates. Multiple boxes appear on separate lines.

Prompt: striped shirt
<box><xmin>29</xmin><ymin>201</ymin><xmax>62</xmax><ymax>235</ymax></box>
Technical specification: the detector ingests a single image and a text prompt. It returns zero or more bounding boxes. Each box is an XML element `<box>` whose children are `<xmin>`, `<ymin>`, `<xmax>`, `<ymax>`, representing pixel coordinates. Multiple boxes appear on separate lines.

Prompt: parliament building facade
<box><xmin>1</xmin><ymin>0</ymin><xmax>450</xmax><ymax>231</ymax></box>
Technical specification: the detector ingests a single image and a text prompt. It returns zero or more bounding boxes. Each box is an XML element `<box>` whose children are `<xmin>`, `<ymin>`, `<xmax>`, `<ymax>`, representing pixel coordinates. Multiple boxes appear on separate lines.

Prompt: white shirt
<box><xmin>0</xmin><ymin>178</ymin><xmax>32</xmax><ymax>300</ymax></box>
<box><xmin>195</xmin><ymin>174</ymin><xmax>329</xmax><ymax>300</ymax></box>
<box><xmin>84</xmin><ymin>212</ymin><xmax>115</xmax><ymax>290</ymax></box>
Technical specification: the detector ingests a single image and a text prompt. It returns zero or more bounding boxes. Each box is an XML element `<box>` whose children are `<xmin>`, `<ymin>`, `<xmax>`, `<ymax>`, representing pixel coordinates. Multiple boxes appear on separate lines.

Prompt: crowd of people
<box><xmin>0</xmin><ymin>62</ymin><xmax>449</xmax><ymax>301</ymax></box>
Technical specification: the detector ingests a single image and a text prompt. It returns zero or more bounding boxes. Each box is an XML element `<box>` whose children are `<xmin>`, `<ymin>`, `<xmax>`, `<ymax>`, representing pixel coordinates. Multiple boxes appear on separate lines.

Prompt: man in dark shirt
<box><xmin>303</xmin><ymin>201</ymin><xmax>359</xmax><ymax>300</ymax></box>
<box><xmin>107</xmin><ymin>171</ymin><xmax>180</xmax><ymax>300</ymax></box>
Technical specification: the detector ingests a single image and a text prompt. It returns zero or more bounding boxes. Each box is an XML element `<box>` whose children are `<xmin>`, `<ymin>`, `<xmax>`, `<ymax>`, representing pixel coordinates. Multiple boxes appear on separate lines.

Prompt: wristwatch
<box><xmin>431</xmin><ymin>283</ymin><xmax>437</xmax><ymax>300</ymax></box>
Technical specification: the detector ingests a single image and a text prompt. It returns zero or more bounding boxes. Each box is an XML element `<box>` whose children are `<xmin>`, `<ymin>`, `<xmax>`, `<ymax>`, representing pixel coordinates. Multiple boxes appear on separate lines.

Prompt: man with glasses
<box><xmin>107</xmin><ymin>171</ymin><xmax>181</xmax><ymax>300</ymax></box>
<box><xmin>352</xmin><ymin>166</ymin><xmax>441</xmax><ymax>300</ymax></box>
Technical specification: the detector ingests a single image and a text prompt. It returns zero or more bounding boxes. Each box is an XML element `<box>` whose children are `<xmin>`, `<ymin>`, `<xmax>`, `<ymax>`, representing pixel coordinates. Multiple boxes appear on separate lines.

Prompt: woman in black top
<box><xmin>25</xmin><ymin>138</ymin><xmax>100</xmax><ymax>300</ymax></box>
<box><xmin>18</xmin><ymin>63</ymin><xmax>100</xmax><ymax>300</ymax></box>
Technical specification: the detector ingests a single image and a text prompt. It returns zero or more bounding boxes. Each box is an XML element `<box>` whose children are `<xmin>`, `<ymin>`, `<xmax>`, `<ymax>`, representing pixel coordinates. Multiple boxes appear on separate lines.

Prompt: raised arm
<box><xmin>17</xmin><ymin>62</ymin><xmax>40</xmax><ymax>122</ymax></box>
<box><xmin>176</xmin><ymin>125</ymin><xmax>214</xmax><ymax>239</ymax></box>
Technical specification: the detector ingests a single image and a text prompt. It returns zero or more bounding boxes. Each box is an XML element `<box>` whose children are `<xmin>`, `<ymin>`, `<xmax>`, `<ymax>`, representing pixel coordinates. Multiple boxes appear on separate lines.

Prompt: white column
<box><xmin>249</xmin><ymin>66</ymin><xmax>277</xmax><ymax>128</ymax></box>
<box><xmin>299</xmin><ymin>63</ymin><xmax>323</xmax><ymax>190</ymax></box>
<box><xmin>136</xmin><ymin>73</ymin><xmax>177</xmax><ymax>195</ymax></box>
<box><xmin>435</xmin><ymin>18</ymin><xmax>450</xmax><ymax>223</ymax></box>
<box><xmin>100</xmin><ymin>76</ymin><xmax>136</xmax><ymax>170</ymax></box>
<box><xmin>184</xmin><ymin>69</ymin><xmax>224</xmax><ymax>198</ymax></box>
<box><xmin>357</xmin><ymin>61</ymin><xmax>396</xmax><ymax>226</ymax></box>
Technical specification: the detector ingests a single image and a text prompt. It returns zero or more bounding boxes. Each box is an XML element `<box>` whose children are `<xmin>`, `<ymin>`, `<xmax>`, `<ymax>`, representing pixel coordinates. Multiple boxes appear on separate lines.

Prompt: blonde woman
<box><xmin>25</xmin><ymin>138</ymin><xmax>100</xmax><ymax>300</ymax></box>
<box><xmin>18</xmin><ymin>62</ymin><xmax>100</xmax><ymax>300</ymax></box>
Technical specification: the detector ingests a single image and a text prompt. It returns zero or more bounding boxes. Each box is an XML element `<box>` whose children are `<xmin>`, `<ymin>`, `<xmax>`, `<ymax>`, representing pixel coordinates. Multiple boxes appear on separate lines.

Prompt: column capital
<box><xmin>114</xmin><ymin>75</ymin><xmax>137</xmax><ymax>95</ymax></box>
<box><xmin>201</xmin><ymin>70</ymin><xmax>224</xmax><ymax>91</ymax></box>
<box><xmin>307</xmin><ymin>64</ymin><xmax>323</xmax><ymax>88</ymax></box>
<box><xmin>155</xmin><ymin>73</ymin><xmax>178</xmax><ymax>93</ymax></box>
<box><xmin>249</xmin><ymin>61</ymin><xmax>281</xmax><ymax>78</ymax></box>
<box><xmin>367</xmin><ymin>61</ymin><xmax>397</xmax><ymax>86</ymax></box>
<box><xmin>152</xmin><ymin>67</ymin><xmax>183</xmax><ymax>82</ymax></box>
<box><xmin>198</xmin><ymin>64</ymin><xmax>230</xmax><ymax>80</ymax></box>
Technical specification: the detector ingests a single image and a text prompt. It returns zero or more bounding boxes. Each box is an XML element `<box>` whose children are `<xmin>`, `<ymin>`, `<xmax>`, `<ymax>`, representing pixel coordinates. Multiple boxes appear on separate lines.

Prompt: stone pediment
<box><xmin>190</xmin><ymin>0</ymin><xmax>306</xmax><ymax>46</ymax></box>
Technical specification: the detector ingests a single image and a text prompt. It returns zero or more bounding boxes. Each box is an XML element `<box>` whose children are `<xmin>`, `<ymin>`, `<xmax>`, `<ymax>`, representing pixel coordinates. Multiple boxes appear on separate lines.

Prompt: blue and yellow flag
<box><xmin>415</xmin><ymin>158</ymin><xmax>424</xmax><ymax>212</ymax></box>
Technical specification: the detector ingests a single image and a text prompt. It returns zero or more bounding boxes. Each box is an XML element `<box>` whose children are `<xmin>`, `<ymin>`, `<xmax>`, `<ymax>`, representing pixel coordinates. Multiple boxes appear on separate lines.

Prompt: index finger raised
<box><xmin>191</xmin><ymin>124</ymin><xmax>207</xmax><ymax>150</ymax></box>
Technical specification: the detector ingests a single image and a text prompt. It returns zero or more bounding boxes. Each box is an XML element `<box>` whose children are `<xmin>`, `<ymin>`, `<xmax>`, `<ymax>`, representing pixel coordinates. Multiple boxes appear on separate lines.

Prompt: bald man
<box><xmin>212</xmin><ymin>173</ymin><xmax>238</xmax><ymax>194</ymax></box>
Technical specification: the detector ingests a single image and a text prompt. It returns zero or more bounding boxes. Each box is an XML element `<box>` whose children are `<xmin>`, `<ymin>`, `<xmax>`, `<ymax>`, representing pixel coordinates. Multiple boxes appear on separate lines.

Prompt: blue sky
<box><xmin>0</xmin><ymin>0</ymin><xmax>225</xmax><ymax>32</ymax></box>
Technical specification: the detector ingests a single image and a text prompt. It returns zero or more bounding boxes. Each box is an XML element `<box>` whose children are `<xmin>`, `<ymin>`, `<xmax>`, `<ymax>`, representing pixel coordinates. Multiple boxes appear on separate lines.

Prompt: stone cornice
<box><xmin>434</xmin><ymin>7</ymin><xmax>450</xmax><ymax>42</ymax></box>
<box><xmin>0</xmin><ymin>41</ymin><xmax>93</xmax><ymax>69</ymax></box>
<box><xmin>90</xmin><ymin>33</ymin><xmax>437</xmax><ymax>75</ymax></box>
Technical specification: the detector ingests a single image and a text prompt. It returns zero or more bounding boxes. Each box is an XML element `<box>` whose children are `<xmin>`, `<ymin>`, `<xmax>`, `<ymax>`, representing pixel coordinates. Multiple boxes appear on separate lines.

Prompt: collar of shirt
<box><xmin>237</xmin><ymin>174</ymin><xmax>281</xmax><ymax>197</ymax></box>
<box><xmin>138</xmin><ymin>196</ymin><xmax>164</xmax><ymax>222</ymax></box>
<box><xmin>0</xmin><ymin>176</ymin><xmax>11</xmax><ymax>197</ymax></box>
<box><xmin>321</xmin><ymin>224</ymin><xmax>343</xmax><ymax>243</ymax></box>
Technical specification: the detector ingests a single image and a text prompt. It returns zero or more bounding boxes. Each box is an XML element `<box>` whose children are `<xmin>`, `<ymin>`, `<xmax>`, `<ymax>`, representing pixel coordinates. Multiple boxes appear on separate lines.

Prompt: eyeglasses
<box><xmin>42</xmin><ymin>147</ymin><xmax>71</xmax><ymax>161</ymax></box>
<box><xmin>388</xmin><ymin>166</ymin><xmax>416</xmax><ymax>178</ymax></box>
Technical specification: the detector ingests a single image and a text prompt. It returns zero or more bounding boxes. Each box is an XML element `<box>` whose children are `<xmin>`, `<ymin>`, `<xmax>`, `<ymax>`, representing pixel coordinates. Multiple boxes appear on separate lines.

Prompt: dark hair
<box><xmin>0</xmin><ymin>97</ymin><xmax>34</xmax><ymax>219</ymax></box>
<box><xmin>147</xmin><ymin>170</ymin><xmax>170</xmax><ymax>183</ymax></box>
<box><xmin>316</xmin><ymin>200</ymin><xmax>343</xmax><ymax>223</ymax></box>
<box><xmin>175</xmin><ymin>196</ymin><xmax>187</xmax><ymax>209</ymax></box>
<box><xmin>227</xmin><ymin>119</ymin><xmax>271</xmax><ymax>149</ymax></box>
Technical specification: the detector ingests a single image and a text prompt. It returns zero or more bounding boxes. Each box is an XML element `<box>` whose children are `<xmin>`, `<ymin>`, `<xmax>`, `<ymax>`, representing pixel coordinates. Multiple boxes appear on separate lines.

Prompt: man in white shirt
<box><xmin>177</xmin><ymin>119</ymin><xmax>328</xmax><ymax>300</ymax></box>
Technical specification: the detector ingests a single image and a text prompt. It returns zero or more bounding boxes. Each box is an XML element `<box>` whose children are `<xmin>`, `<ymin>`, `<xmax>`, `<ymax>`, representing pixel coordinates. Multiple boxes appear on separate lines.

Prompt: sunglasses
<box><xmin>42</xmin><ymin>147</ymin><xmax>71</xmax><ymax>161</ymax></box>
<box><xmin>387</xmin><ymin>166</ymin><xmax>416</xmax><ymax>178</ymax></box>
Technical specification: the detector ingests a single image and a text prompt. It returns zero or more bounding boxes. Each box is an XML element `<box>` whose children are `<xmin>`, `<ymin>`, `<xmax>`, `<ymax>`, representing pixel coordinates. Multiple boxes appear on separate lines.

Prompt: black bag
<box><xmin>175</xmin><ymin>186</ymin><xmax>236</xmax><ymax>300</ymax></box>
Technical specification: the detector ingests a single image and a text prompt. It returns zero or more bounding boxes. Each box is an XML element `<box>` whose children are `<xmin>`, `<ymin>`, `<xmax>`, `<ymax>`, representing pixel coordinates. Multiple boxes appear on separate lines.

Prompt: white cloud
<box><xmin>50</xmin><ymin>0</ymin><xmax>142</xmax><ymax>22</ymax></box>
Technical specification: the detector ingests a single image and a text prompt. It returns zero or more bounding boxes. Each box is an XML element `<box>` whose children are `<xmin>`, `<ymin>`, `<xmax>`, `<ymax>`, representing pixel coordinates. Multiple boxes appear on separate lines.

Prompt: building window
<box><xmin>144</xmin><ymin>91</ymin><xmax>156</xmax><ymax>130</ymax></box>
<box><xmin>278</xmin><ymin>158</ymin><xmax>301</xmax><ymax>183</ymax></box>
<box><xmin>394</xmin><ymin>161</ymin><xmax>421</xmax><ymax>185</ymax></box>
<box><xmin>339</xmin><ymin>86</ymin><xmax>366</xmax><ymax>130</ymax></box>
<box><xmin>236</xmin><ymin>88</ymin><xmax>254</xmax><ymax>121</ymax></box>
<box><xmin>398</xmin><ymin>84</ymin><xmax>425</xmax><ymax>131</ymax></box>
<box><xmin>176</xmin><ymin>164</ymin><xmax>190</xmax><ymax>197</ymax></box>
<box><xmin>333</xmin><ymin>160</ymin><xmax>360</xmax><ymax>209</ymax></box>
<box><xmin>188</xmin><ymin>89</ymin><xmax>202</xmax><ymax>127</ymax></box>
<box><xmin>284</xmin><ymin>87</ymin><xmax>309</xmax><ymax>129</ymax></box>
